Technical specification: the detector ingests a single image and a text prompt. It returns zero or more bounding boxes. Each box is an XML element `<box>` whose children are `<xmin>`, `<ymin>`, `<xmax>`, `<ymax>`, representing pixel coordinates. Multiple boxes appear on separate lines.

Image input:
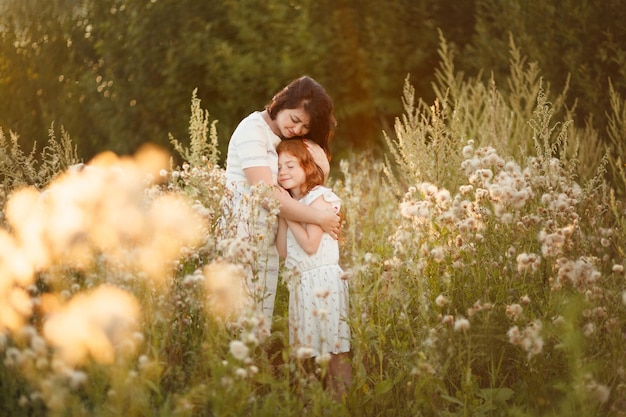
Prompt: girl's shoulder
<box><xmin>303</xmin><ymin>186</ymin><xmax>341</xmax><ymax>208</ymax></box>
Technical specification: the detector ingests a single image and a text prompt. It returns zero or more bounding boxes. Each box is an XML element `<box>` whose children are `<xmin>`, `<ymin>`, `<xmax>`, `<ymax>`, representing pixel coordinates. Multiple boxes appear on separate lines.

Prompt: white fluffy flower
<box><xmin>229</xmin><ymin>340</ymin><xmax>249</xmax><ymax>361</ymax></box>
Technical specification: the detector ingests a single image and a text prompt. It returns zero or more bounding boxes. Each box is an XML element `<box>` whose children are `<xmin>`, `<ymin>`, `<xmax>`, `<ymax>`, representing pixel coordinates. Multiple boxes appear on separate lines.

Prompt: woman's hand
<box><xmin>303</xmin><ymin>138</ymin><xmax>330</xmax><ymax>181</ymax></box>
<box><xmin>319</xmin><ymin>208</ymin><xmax>340</xmax><ymax>240</ymax></box>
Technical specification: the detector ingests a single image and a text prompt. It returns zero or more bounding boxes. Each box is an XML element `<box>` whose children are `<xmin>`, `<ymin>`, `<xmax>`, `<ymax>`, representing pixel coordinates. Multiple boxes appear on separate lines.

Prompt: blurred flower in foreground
<box><xmin>43</xmin><ymin>285</ymin><xmax>140</xmax><ymax>366</ymax></box>
<box><xmin>0</xmin><ymin>145</ymin><xmax>206</xmax><ymax>334</ymax></box>
<box><xmin>203</xmin><ymin>261</ymin><xmax>247</xmax><ymax>320</ymax></box>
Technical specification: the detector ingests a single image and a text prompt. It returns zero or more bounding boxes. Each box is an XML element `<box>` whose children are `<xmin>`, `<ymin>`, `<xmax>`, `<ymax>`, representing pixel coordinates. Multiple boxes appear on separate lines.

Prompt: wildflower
<box><xmin>420</xmin><ymin>182</ymin><xmax>439</xmax><ymax>198</ymax></box>
<box><xmin>31</xmin><ymin>335</ymin><xmax>47</xmax><ymax>354</ymax></box>
<box><xmin>229</xmin><ymin>340</ymin><xmax>249</xmax><ymax>361</ymax></box>
<box><xmin>476</xmin><ymin>168</ymin><xmax>493</xmax><ymax>182</ymax></box>
<box><xmin>138</xmin><ymin>355</ymin><xmax>149</xmax><ymax>368</ymax></box>
<box><xmin>462</xmin><ymin>141</ymin><xmax>474</xmax><ymax>158</ymax></box>
<box><xmin>435</xmin><ymin>294</ymin><xmax>448</xmax><ymax>307</ymax></box>
<box><xmin>242</xmin><ymin>332</ymin><xmax>257</xmax><ymax>347</ymax></box>
<box><xmin>69</xmin><ymin>371</ymin><xmax>88</xmax><ymax>389</ymax></box>
<box><xmin>34</xmin><ymin>356</ymin><xmax>47</xmax><ymax>370</ymax></box>
<box><xmin>221</xmin><ymin>376</ymin><xmax>234</xmax><ymax>389</ymax></box>
<box><xmin>612</xmin><ymin>264</ymin><xmax>624</xmax><ymax>273</ymax></box>
<box><xmin>475</xmin><ymin>188</ymin><xmax>488</xmax><ymax>200</ymax></box>
<box><xmin>454</xmin><ymin>318</ymin><xmax>470</xmax><ymax>332</ymax></box>
<box><xmin>500</xmin><ymin>213</ymin><xmax>514</xmax><ymax>224</ymax></box>
<box><xmin>517</xmin><ymin>253</ymin><xmax>541</xmax><ymax>274</ymax></box>
<box><xmin>507</xmin><ymin>246</ymin><xmax>516</xmax><ymax>257</ymax></box>
<box><xmin>467</xmin><ymin>300</ymin><xmax>483</xmax><ymax>317</ymax></box>
<box><xmin>508</xmin><ymin>320</ymin><xmax>543</xmax><ymax>358</ymax></box>
<box><xmin>586</xmin><ymin>378</ymin><xmax>611</xmax><ymax>404</ymax></box>
<box><xmin>296</xmin><ymin>346</ymin><xmax>314</xmax><ymax>359</ymax></box>
<box><xmin>583</xmin><ymin>322</ymin><xmax>595</xmax><ymax>337</ymax></box>
<box><xmin>234</xmin><ymin>367</ymin><xmax>248</xmax><ymax>378</ymax></box>
<box><xmin>505</xmin><ymin>304</ymin><xmax>523</xmax><ymax>321</ymax></box>
<box><xmin>520</xmin><ymin>295</ymin><xmax>531</xmax><ymax>305</ymax></box>
<box><xmin>43</xmin><ymin>285</ymin><xmax>140</xmax><ymax>365</ymax></box>
<box><xmin>315</xmin><ymin>353</ymin><xmax>331</xmax><ymax>365</ymax></box>
<box><xmin>555</xmin><ymin>257</ymin><xmax>600</xmax><ymax>292</ymax></box>
<box><xmin>430</xmin><ymin>247</ymin><xmax>445</xmax><ymax>263</ymax></box>
<box><xmin>436</xmin><ymin>189</ymin><xmax>451</xmax><ymax>205</ymax></box>
<box><xmin>539</xmin><ymin>230</ymin><xmax>566</xmax><ymax>257</ymax></box>
<box><xmin>4</xmin><ymin>347</ymin><xmax>22</xmax><ymax>366</ymax></box>
<box><xmin>459</xmin><ymin>184</ymin><xmax>473</xmax><ymax>195</ymax></box>
<box><xmin>203</xmin><ymin>261</ymin><xmax>247</xmax><ymax>320</ymax></box>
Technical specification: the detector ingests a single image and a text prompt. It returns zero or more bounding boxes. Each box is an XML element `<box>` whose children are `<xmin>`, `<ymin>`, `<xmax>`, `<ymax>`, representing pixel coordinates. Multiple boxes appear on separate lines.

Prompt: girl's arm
<box><xmin>243</xmin><ymin>166</ymin><xmax>340</xmax><ymax>238</ymax></box>
<box><xmin>276</xmin><ymin>217</ymin><xmax>288</xmax><ymax>259</ymax></box>
<box><xmin>285</xmin><ymin>195</ymin><xmax>329</xmax><ymax>255</ymax></box>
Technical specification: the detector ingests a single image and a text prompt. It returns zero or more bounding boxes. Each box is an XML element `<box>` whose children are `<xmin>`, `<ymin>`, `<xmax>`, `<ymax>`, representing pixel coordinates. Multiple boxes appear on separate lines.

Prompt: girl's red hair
<box><xmin>276</xmin><ymin>139</ymin><xmax>324</xmax><ymax>197</ymax></box>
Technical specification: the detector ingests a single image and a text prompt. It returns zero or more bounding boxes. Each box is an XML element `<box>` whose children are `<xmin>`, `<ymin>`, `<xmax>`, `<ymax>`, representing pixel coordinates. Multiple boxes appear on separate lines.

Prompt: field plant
<box><xmin>1</xmin><ymin>36</ymin><xmax>626</xmax><ymax>417</ymax></box>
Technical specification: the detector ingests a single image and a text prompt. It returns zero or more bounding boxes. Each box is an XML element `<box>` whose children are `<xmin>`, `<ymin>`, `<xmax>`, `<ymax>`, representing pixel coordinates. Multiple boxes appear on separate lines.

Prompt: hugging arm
<box><xmin>243</xmin><ymin>166</ymin><xmax>340</xmax><ymax>239</ymax></box>
<box><xmin>303</xmin><ymin>139</ymin><xmax>330</xmax><ymax>182</ymax></box>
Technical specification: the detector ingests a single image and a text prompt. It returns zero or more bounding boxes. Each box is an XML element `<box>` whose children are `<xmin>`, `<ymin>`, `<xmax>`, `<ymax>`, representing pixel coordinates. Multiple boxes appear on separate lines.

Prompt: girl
<box><xmin>225</xmin><ymin>76</ymin><xmax>341</xmax><ymax>333</ymax></box>
<box><xmin>275</xmin><ymin>139</ymin><xmax>351</xmax><ymax>401</ymax></box>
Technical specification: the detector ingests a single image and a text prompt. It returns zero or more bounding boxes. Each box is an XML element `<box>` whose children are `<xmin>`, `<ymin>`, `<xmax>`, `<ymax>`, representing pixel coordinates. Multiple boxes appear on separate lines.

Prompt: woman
<box><xmin>224</xmin><ymin>76</ymin><xmax>340</xmax><ymax>334</ymax></box>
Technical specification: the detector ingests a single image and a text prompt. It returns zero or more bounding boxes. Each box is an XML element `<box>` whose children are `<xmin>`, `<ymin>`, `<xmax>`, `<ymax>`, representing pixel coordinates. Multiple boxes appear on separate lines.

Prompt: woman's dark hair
<box><xmin>266</xmin><ymin>76</ymin><xmax>336</xmax><ymax>158</ymax></box>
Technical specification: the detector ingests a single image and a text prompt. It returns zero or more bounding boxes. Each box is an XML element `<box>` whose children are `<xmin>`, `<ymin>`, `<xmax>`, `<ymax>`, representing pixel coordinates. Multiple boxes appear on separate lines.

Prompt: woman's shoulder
<box><xmin>231</xmin><ymin>111</ymin><xmax>273</xmax><ymax>141</ymax></box>
<box><xmin>234</xmin><ymin>111</ymin><xmax>263</xmax><ymax>127</ymax></box>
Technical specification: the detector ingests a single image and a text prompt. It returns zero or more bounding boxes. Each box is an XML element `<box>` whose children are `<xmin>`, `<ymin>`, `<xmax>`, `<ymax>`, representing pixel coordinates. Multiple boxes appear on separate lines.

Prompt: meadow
<box><xmin>1</xmin><ymin>37</ymin><xmax>625</xmax><ymax>417</ymax></box>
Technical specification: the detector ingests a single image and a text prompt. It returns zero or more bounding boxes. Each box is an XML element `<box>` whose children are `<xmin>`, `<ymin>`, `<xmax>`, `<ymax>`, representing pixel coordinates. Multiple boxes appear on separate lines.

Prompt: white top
<box><xmin>225</xmin><ymin>111</ymin><xmax>281</xmax><ymax>196</ymax></box>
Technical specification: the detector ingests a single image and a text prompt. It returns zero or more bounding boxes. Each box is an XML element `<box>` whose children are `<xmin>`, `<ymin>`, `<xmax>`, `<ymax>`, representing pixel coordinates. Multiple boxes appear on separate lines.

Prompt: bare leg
<box><xmin>327</xmin><ymin>352</ymin><xmax>352</xmax><ymax>402</ymax></box>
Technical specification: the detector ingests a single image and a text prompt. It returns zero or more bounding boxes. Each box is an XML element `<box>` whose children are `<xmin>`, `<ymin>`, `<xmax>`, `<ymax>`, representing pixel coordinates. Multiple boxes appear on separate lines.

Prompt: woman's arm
<box><xmin>243</xmin><ymin>166</ymin><xmax>340</xmax><ymax>238</ymax></box>
<box><xmin>303</xmin><ymin>139</ymin><xmax>330</xmax><ymax>181</ymax></box>
<box><xmin>276</xmin><ymin>217</ymin><xmax>288</xmax><ymax>258</ymax></box>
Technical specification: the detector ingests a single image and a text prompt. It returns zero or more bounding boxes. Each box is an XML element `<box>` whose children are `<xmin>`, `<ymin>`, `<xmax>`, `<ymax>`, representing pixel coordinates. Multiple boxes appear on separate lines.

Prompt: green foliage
<box><xmin>2</xmin><ymin>29</ymin><xmax>626</xmax><ymax>417</ymax></box>
<box><xmin>1</xmin><ymin>0</ymin><xmax>624</xmax><ymax>185</ymax></box>
<box><xmin>169</xmin><ymin>89</ymin><xmax>220</xmax><ymax>168</ymax></box>
<box><xmin>606</xmin><ymin>81</ymin><xmax>626</xmax><ymax>197</ymax></box>
<box><xmin>0</xmin><ymin>124</ymin><xmax>80</xmax><ymax>196</ymax></box>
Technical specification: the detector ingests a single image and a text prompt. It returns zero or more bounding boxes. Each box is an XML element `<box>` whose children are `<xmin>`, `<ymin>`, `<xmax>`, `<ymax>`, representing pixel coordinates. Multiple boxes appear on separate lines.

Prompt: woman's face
<box><xmin>273</xmin><ymin>107</ymin><xmax>311</xmax><ymax>139</ymax></box>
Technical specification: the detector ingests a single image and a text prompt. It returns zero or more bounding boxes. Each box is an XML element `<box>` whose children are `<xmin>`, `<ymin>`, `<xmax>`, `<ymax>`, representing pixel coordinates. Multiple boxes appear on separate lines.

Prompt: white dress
<box><xmin>284</xmin><ymin>186</ymin><xmax>350</xmax><ymax>357</ymax></box>
<box><xmin>224</xmin><ymin>111</ymin><xmax>280</xmax><ymax>331</ymax></box>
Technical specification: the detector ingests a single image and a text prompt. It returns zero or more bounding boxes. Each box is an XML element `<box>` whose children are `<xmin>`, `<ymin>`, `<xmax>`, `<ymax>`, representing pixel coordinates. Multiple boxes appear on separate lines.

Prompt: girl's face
<box><xmin>273</xmin><ymin>107</ymin><xmax>311</xmax><ymax>139</ymax></box>
<box><xmin>277</xmin><ymin>151</ymin><xmax>306</xmax><ymax>197</ymax></box>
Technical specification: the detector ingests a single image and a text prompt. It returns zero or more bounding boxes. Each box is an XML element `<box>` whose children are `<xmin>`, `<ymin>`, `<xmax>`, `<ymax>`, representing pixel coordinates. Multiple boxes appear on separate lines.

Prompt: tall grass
<box><xmin>1</xmin><ymin>34</ymin><xmax>625</xmax><ymax>416</ymax></box>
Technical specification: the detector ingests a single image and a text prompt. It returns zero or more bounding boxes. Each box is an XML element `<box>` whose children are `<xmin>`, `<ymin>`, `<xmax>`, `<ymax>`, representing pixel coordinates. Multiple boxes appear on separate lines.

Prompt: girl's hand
<box><xmin>303</xmin><ymin>138</ymin><xmax>330</xmax><ymax>181</ymax></box>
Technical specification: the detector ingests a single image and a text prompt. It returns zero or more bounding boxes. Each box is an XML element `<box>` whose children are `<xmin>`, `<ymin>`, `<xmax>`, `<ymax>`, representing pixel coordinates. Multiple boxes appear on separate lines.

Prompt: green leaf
<box><xmin>374</xmin><ymin>379</ymin><xmax>394</xmax><ymax>395</ymax></box>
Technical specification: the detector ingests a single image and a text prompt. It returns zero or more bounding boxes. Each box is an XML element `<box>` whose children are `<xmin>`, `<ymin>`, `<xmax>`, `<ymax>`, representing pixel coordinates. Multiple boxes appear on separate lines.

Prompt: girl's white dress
<box><xmin>284</xmin><ymin>186</ymin><xmax>350</xmax><ymax>357</ymax></box>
